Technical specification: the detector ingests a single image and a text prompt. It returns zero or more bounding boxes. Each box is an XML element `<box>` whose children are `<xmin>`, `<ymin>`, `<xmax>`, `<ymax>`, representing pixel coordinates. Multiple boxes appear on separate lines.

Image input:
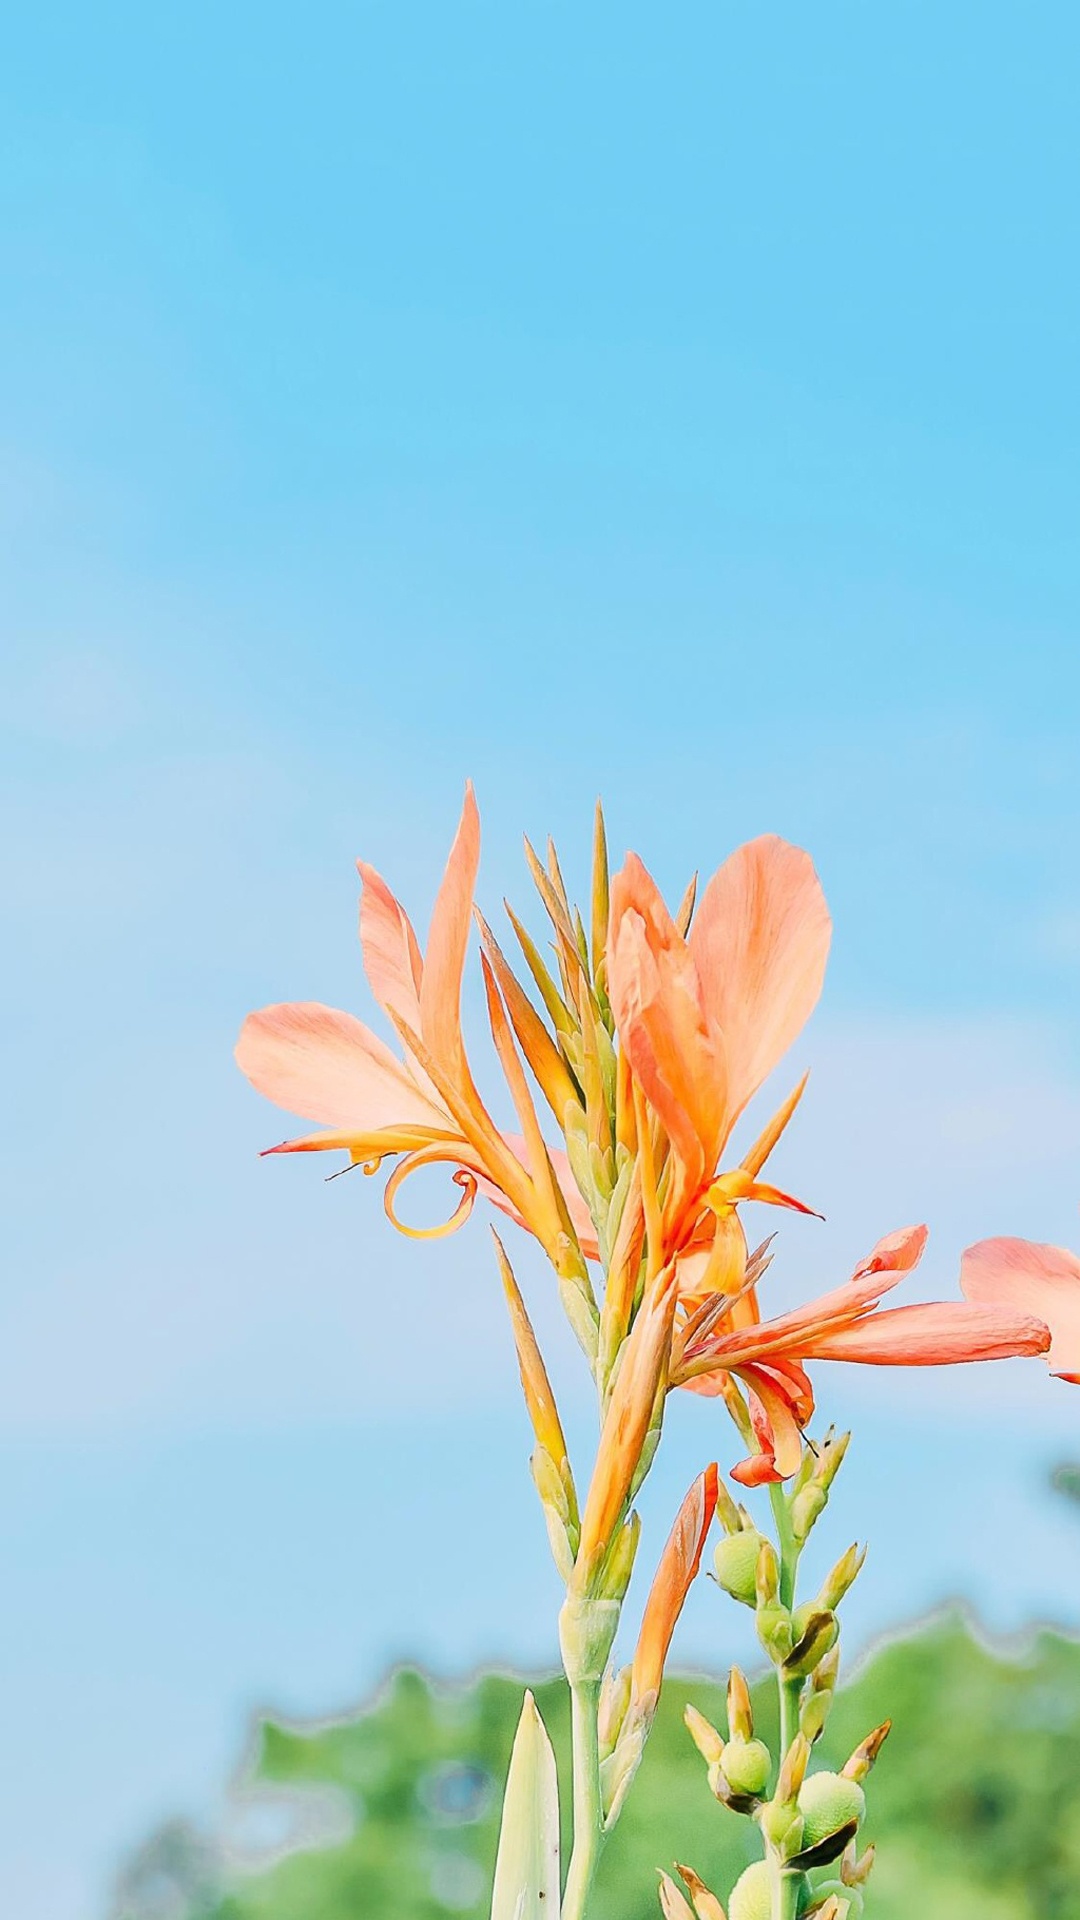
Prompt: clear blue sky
<box><xmin>4</xmin><ymin>5</ymin><xmax>1080</xmax><ymax>1917</ymax></box>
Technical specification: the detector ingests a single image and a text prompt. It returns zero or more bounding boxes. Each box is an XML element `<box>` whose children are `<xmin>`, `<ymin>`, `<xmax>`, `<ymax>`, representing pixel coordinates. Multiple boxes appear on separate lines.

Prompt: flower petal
<box><xmin>807</xmin><ymin>1300</ymin><xmax>1050</xmax><ymax>1365</ymax></box>
<box><xmin>235</xmin><ymin>1001</ymin><xmax>446</xmax><ymax>1132</ymax></box>
<box><xmin>420</xmin><ymin>783</ymin><xmax>481</xmax><ymax>1075</ymax></box>
<box><xmin>356</xmin><ymin>859</ymin><xmax>424</xmax><ymax>1032</ymax></box>
<box><xmin>608</xmin><ymin>855</ymin><xmax>727</xmax><ymax>1191</ymax></box>
<box><xmin>630</xmin><ymin>1464</ymin><xmax>718</xmax><ymax>1711</ymax></box>
<box><xmin>689</xmin><ymin>835</ymin><xmax>831</xmax><ymax>1127</ymax></box>
<box><xmin>961</xmin><ymin>1237</ymin><xmax>1080</xmax><ymax>1381</ymax></box>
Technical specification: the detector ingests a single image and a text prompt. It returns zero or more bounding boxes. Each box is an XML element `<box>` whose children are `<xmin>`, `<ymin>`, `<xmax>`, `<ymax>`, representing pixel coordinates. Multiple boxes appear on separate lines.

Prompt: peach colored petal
<box><xmin>689</xmin><ymin>834</ymin><xmax>831</xmax><ymax>1127</ymax></box>
<box><xmin>608</xmin><ymin>854</ymin><xmax>727</xmax><ymax>1189</ymax></box>
<box><xmin>235</xmin><ymin>1002</ymin><xmax>446</xmax><ymax>1133</ymax></box>
<box><xmin>420</xmin><ymin>783</ymin><xmax>480</xmax><ymax>1076</ymax></box>
<box><xmin>356</xmin><ymin>859</ymin><xmax>424</xmax><ymax>1032</ymax></box>
<box><xmin>961</xmin><ymin>1237</ymin><xmax>1080</xmax><ymax>1381</ymax></box>
<box><xmin>630</xmin><ymin>1465</ymin><xmax>718</xmax><ymax>1709</ymax></box>
<box><xmin>854</xmin><ymin>1224</ymin><xmax>928</xmax><ymax>1278</ymax></box>
<box><xmin>807</xmin><ymin>1300</ymin><xmax>1050</xmax><ymax>1365</ymax></box>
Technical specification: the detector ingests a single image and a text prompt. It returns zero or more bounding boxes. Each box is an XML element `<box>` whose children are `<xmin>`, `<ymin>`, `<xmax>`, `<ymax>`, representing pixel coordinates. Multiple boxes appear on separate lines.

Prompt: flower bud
<box><xmin>755</xmin><ymin>1602</ymin><xmax>794</xmax><ymax>1665</ymax></box>
<box><xmin>674</xmin><ymin>1862</ymin><xmax>729</xmax><ymax>1920</ymax></box>
<box><xmin>755</xmin><ymin>1538</ymin><xmax>781</xmax><ymax>1606</ymax></box>
<box><xmin>842</xmin><ymin>1720</ymin><xmax>891</xmax><ymax>1782</ymax></box>
<box><xmin>796</xmin><ymin>1773</ymin><xmax>865</xmax><ymax>1856</ymax></box>
<box><xmin>819</xmin><ymin>1545</ymin><xmax>866</xmax><ymax>1612</ymax></box>
<box><xmin>799</xmin><ymin>1645</ymin><xmax>840</xmax><ymax>1745</ymax></box>
<box><xmin>783</xmin><ymin>1609</ymin><xmax>839</xmax><ymax>1680</ymax></box>
<box><xmin>727</xmin><ymin>1666</ymin><xmax>754</xmax><ymax>1742</ymax></box>
<box><xmin>719</xmin><ymin>1738</ymin><xmax>771</xmax><ymax>1798</ymax></box>
<box><xmin>658</xmin><ymin>1871</ymin><xmax>696</xmax><ymax>1920</ymax></box>
<box><xmin>684</xmin><ymin>1704</ymin><xmax>725</xmax><ymax>1766</ymax></box>
<box><xmin>598</xmin><ymin>1664</ymin><xmax>632</xmax><ymax>1758</ymax></box>
<box><xmin>600</xmin><ymin>1721</ymin><xmax>646</xmax><ymax>1827</ymax></box>
<box><xmin>775</xmin><ymin>1732</ymin><xmax>811</xmax><ymax>1806</ymax></box>
<box><xmin>599</xmin><ymin>1511</ymin><xmax>641</xmax><ymax>1602</ymax></box>
<box><xmin>559</xmin><ymin>1593</ymin><xmax>621</xmax><ymax>1686</ymax></box>
<box><xmin>759</xmin><ymin>1797</ymin><xmax>804</xmax><ymax>1853</ymax></box>
<box><xmin>790</xmin><ymin>1484</ymin><xmax>827</xmax><ymax>1542</ymax></box>
<box><xmin>713</xmin><ymin>1531</ymin><xmax>764</xmax><ymax>1607</ymax></box>
<box><xmin>817</xmin><ymin>1430</ymin><xmax>850</xmax><ymax>1490</ymax></box>
<box><xmin>714</xmin><ymin>1477</ymin><xmax>745</xmax><ymax>1536</ymax></box>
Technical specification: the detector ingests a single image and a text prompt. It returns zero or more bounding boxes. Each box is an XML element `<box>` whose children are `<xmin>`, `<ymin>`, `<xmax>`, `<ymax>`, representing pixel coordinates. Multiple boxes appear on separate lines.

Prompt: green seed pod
<box><xmin>728</xmin><ymin>1863</ymin><xmax>810</xmax><ymax>1920</ymax></box>
<box><xmin>727</xmin><ymin>1863</ymin><xmax>771</xmax><ymax>1920</ymax></box>
<box><xmin>797</xmin><ymin>1773</ymin><xmax>866</xmax><ymax>1850</ymax></box>
<box><xmin>719</xmin><ymin>1737</ymin><xmax>771</xmax><ymax>1798</ymax></box>
<box><xmin>713</xmin><ymin>1530</ymin><xmax>764</xmax><ymax>1607</ymax></box>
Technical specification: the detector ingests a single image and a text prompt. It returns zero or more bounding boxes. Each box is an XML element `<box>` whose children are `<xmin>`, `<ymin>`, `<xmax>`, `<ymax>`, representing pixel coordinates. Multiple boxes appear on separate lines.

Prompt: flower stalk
<box><xmin>234</xmin><ymin>788</ymin><xmax>1080</xmax><ymax>1920</ymax></box>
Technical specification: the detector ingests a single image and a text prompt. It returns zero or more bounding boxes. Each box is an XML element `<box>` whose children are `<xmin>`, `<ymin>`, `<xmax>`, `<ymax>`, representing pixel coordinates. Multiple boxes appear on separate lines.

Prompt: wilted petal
<box><xmin>961</xmin><ymin>1237</ymin><xmax>1080</xmax><ymax>1382</ymax></box>
<box><xmin>690</xmin><ymin>835</ymin><xmax>831</xmax><ymax>1127</ymax></box>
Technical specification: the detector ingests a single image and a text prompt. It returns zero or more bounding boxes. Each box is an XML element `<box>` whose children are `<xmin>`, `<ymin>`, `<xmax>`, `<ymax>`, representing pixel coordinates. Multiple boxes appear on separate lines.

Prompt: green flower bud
<box><xmin>819</xmin><ymin>1544</ymin><xmax>866</xmax><ymax>1612</ymax></box>
<box><xmin>790</xmin><ymin>1483</ymin><xmax>827</xmax><ymax>1542</ymax></box>
<box><xmin>783</xmin><ymin>1609</ymin><xmax>839</xmax><ymax>1680</ymax></box>
<box><xmin>755</xmin><ymin>1538</ymin><xmax>781</xmax><ymax>1605</ymax></box>
<box><xmin>599</xmin><ymin>1511</ymin><xmax>641</xmax><ymax>1602</ymax></box>
<box><xmin>558</xmin><ymin>1593</ymin><xmax>620</xmax><ymax>1685</ymax></box>
<box><xmin>713</xmin><ymin>1530</ymin><xmax>764</xmax><ymax>1606</ymax></box>
<box><xmin>756</xmin><ymin>1602</ymin><xmax>794</xmax><ymax>1664</ymax></box>
<box><xmin>719</xmin><ymin>1737</ymin><xmax>771</xmax><ymax>1798</ymax></box>
<box><xmin>797</xmin><ymin>1773</ymin><xmax>866</xmax><ymax>1851</ymax></box>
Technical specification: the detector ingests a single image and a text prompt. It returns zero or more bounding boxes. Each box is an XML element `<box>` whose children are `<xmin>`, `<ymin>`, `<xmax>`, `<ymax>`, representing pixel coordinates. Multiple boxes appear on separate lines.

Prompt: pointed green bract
<box><xmin>490</xmin><ymin>1691</ymin><xmax>560</xmax><ymax>1920</ymax></box>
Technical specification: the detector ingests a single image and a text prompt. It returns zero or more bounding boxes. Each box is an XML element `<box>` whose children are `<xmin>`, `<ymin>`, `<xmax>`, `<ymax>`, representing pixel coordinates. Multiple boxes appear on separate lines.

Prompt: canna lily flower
<box><xmin>960</xmin><ymin>1237</ymin><xmax>1080</xmax><ymax>1384</ymax></box>
<box><xmin>671</xmin><ymin>1226</ymin><xmax>1052</xmax><ymax>1483</ymax></box>
<box><xmin>607</xmin><ymin>837</ymin><xmax>831</xmax><ymax>1304</ymax></box>
<box><xmin>235</xmin><ymin>787</ymin><xmax>595</xmax><ymax>1265</ymax></box>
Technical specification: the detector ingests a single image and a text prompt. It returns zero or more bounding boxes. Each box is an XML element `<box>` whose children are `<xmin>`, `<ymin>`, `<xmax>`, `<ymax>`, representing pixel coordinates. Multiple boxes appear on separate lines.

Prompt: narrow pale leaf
<box><xmin>490</xmin><ymin>1692</ymin><xmax>560</xmax><ymax>1920</ymax></box>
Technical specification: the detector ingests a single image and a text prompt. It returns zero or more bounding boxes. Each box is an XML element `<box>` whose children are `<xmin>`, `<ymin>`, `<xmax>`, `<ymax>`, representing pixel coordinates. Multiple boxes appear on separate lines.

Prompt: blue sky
<box><xmin>4</xmin><ymin>4</ymin><xmax>1080</xmax><ymax>1916</ymax></box>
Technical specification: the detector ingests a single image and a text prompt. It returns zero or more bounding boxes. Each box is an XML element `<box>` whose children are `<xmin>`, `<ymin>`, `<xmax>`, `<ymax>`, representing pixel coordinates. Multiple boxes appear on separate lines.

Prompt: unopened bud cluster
<box><xmin>668</xmin><ymin>1433</ymin><xmax>891</xmax><ymax>1920</ymax></box>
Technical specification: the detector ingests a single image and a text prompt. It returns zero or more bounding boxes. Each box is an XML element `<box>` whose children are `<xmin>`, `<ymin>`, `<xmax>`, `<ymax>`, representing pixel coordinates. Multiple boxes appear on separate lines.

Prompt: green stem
<box><xmin>768</xmin><ymin>1483</ymin><xmax>804</xmax><ymax>1920</ymax></box>
<box><xmin>561</xmin><ymin>1677</ymin><xmax>604</xmax><ymax>1920</ymax></box>
<box><xmin>771</xmin><ymin>1860</ymin><xmax>803</xmax><ymax>1920</ymax></box>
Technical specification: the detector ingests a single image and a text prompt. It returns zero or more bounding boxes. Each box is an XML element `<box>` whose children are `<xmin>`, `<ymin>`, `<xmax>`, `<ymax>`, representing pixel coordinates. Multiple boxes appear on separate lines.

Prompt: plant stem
<box><xmin>768</xmin><ymin>1483</ymin><xmax>804</xmax><ymax>1920</ymax></box>
<box><xmin>561</xmin><ymin>1677</ymin><xmax>604</xmax><ymax>1920</ymax></box>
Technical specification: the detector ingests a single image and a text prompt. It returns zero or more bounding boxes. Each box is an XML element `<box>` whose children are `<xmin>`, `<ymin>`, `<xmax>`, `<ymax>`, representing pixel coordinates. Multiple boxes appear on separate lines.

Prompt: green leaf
<box><xmin>490</xmin><ymin>1690</ymin><xmax>560</xmax><ymax>1920</ymax></box>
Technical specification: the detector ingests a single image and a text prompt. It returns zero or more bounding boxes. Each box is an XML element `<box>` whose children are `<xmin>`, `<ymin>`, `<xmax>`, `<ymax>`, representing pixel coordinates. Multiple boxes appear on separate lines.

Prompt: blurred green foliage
<box><xmin>119</xmin><ymin>1613</ymin><xmax>1080</xmax><ymax>1920</ymax></box>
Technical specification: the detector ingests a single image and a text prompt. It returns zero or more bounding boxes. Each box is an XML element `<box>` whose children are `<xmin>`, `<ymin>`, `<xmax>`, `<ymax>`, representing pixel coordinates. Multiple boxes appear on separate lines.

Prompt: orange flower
<box><xmin>235</xmin><ymin>787</ymin><xmax>594</xmax><ymax>1263</ymax></box>
<box><xmin>607</xmin><ymin>835</ymin><xmax>831</xmax><ymax>1298</ymax></box>
<box><xmin>961</xmin><ymin>1237</ymin><xmax>1080</xmax><ymax>1384</ymax></box>
<box><xmin>629</xmin><ymin>1464</ymin><xmax>719</xmax><ymax>1720</ymax></box>
<box><xmin>672</xmin><ymin>1226</ymin><xmax>1052</xmax><ymax>1483</ymax></box>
